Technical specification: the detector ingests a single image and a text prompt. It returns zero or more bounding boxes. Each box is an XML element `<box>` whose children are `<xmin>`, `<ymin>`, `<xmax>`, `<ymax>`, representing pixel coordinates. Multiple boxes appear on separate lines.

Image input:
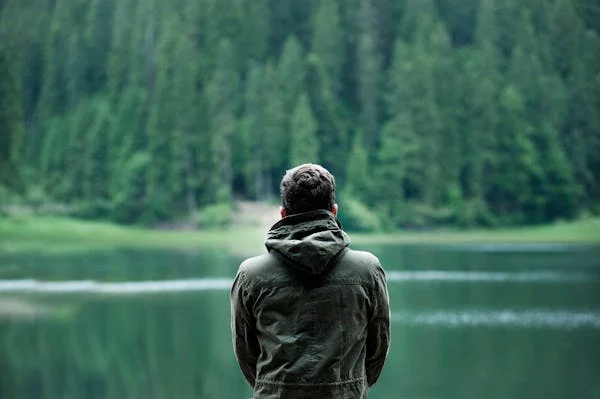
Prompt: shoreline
<box><xmin>1</xmin><ymin>215</ymin><xmax>599</xmax><ymax>255</ymax></box>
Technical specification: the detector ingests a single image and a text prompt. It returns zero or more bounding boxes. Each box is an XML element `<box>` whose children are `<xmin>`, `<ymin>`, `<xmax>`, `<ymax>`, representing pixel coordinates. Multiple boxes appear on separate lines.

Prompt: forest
<box><xmin>0</xmin><ymin>0</ymin><xmax>599</xmax><ymax>229</ymax></box>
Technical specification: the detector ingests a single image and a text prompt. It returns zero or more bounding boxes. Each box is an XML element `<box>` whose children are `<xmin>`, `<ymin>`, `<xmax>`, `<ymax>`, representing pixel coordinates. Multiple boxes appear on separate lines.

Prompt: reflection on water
<box><xmin>440</xmin><ymin>243</ymin><xmax>591</xmax><ymax>252</ymax></box>
<box><xmin>0</xmin><ymin>298</ymin><xmax>55</xmax><ymax>319</ymax></box>
<box><xmin>392</xmin><ymin>309</ymin><xmax>600</xmax><ymax>329</ymax></box>
<box><xmin>1</xmin><ymin>268</ymin><xmax>596</xmax><ymax>295</ymax></box>
<box><xmin>0</xmin><ymin>278</ymin><xmax>232</xmax><ymax>294</ymax></box>
<box><xmin>1</xmin><ymin>245</ymin><xmax>599</xmax><ymax>399</ymax></box>
<box><xmin>386</xmin><ymin>270</ymin><xmax>597</xmax><ymax>282</ymax></box>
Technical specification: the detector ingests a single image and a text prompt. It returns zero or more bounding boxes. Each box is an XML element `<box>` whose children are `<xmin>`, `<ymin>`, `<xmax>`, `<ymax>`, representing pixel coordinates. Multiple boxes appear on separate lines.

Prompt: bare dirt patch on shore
<box><xmin>233</xmin><ymin>201</ymin><xmax>281</xmax><ymax>230</ymax></box>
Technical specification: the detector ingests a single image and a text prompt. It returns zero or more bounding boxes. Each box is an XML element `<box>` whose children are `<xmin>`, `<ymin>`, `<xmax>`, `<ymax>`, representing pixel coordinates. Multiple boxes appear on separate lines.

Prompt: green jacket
<box><xmin>231</xmin><ymin>210</ymin><xmax>390</xmax><ymax>398</ymax></box>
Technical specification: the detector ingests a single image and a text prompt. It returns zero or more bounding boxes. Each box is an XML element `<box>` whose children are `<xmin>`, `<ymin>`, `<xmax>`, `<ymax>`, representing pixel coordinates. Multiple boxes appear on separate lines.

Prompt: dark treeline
<box><xmin>0</xmin><ymin>0</ymin><xmax>599</xmax><ymax>228</ymax></box>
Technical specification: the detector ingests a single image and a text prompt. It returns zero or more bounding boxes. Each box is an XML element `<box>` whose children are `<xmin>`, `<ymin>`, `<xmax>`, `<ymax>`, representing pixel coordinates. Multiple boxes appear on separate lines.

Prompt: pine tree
<box><xmin>144</xmin><ymin>26</ymin><xmax>177</xmax><ymax>222</ymax></box>
<box><xmin>562</xmin><ymin>31</ymin><xmax>600</xmax><ymax>209</ymax></box>
<box><xmin>81</xmin><ymin>0</ymin><xmax>112</xmax><ymax>94</ymax></box>
<box><xmin>277</xmin><ymin>35</ymin><xmax>306</xmax><ymax>126</ymax></box>
<box><xmin>311</xmin><ymin>0</ymin><xmax>344</xmax><ymax>95</ymax></box>
<box><xmin>128</xmin><ymin>0</ymin><xmax>158</xmax><ymax>92</ymax></box>
<box><xmin>458</xmin><ymin>0</ymin><xmax>502</xmax><ymax>221</ymax></box>
<box><xmin>107</xmin><ymin>0</ymin><xmax>135</xmax><ymax>103</ymax></box>
<box><xmin>240</xmin><ymin>62</ymin><xmax>268</xmax><ymax>199</ymax></box>
<box><xmin>537</xmin><ymin>123</ymin><xmax>579</xmax><ymax>221</ymax></box>
<box><xmin>82</xmin><ymin>97</ymin><xmax>112</xmax><ymax>217</ymax></box>
<box><xmin>410</xmin><ymin>27</ymin><xmax>445</xmax><ymax>206</ymax></box>
<box><xmin>386</xmin><ymin>33</ymin><xmax>443</xmax><ymax>206</ymax></box>
<box><xmin>489</xmin><ymin>86</ymin><xmax>539</xmax><ymax>223</ymax></box>
<box><xmin>398</xmin><ymin>0</ymin><xmax>438</xmax><ymax>43</ymax></box>
<box><xmin>375</xmin><ymin>118</ymin><xmax>408</xmax><ymax>226</ymax></box>
<box><xmin>345</xmin><ymin>131</ymin><xmax>369</xmax><ymax>201</ymax></box>
<box><xmin>262</xmin><ymin>61</ymin><xmax>287</xmax><ymax>192</ymax></box>
<box><xmin>197</xmin><ymin>0</ymin><xmax>242</xmax><ymax>77</ymax></box>
<box><xmin>238</xmin><ymin>0</ymin><xmax>270</xmax><ymax>62</ymax></box>
<box><xmin>37</xmin><ymin>0</ymin><xmax>71</xmax><ymax>126</ymax></box>
<box><xmin>112</xmin><ymin>152</ymin><xmax>151</xmax><ymax>224</ymax></box>
<box><xmin>262</xmin><ymin>35</ymin><xmax>306</xmax><ymax>176</ymax></box>
<box><xmin>33</xmin><ymin>0</ymin><xmax>82</xmax><ymax>200</ymax></box>
<box><xmin>507</xmin><ymin>10</ymin><xmax>580</xmax><ymax>223</ymax></box>
<box><xmin>38</xmin><ymin>117</ymin><xmax>62</xmax><ymax>197</ymax></box>
<box><xmin>356</xmin><ymin>0</ymin><xmax>381</xmax><ymax>150</ymax></box>
<box><xmin>385</xmin><ymin>39</ymin><xmax>423</xmax><ymax>203</ymax></box>
<box><xmin>205</xmin><ymin>38</ymin><xmax>239</xmax><ymax>203</ymax></box>
<box><xmin>170</xmin><ymin>24</ymin><xmax>201</xmax><ymax>217</ymax></box>
<box><xmin>61</xmin><ymin>102</ymin><xmax>88</xmax><ymax>201</ymax></box>
<box><xmin>0</xmin><ymin>45</ymin><xmax>25</xmax><ymax>191</ymax></box>
<box><xmin>309</xmin><ymin>0</ymin><xmax>348</xmax><ymax>177</ymax></box>
<box><xmin>430</xmin><ymin>23</ymin><xmax>462</xmax><ymax>202</ymax></box>
<box><xmin>548</xmin><ymin>0</ymin><xmax>583</xmax><ymax>79</ymax></box>
<box><xmin>585</xmin><ymin>33</ymin><xmax>600</xmax><ymax>207</ymax></box>
<box><xmin>289</xmin><ymin>93</ymin><xmax>319</xmax><ymax>167</ymax></box>
<box><xmin>108</xmin><ymin>86</ymin><xmax>147</xmax><ymax>219</ymax></box>
<box><xmin>0</xmin><ymin>0</ymin><xmax>52</xmax><ymax>124</ymax></box>
<box><xmin>64</xmin><ymin>29</ymin><xmax>82</xmax><ymax>109</ymax></box>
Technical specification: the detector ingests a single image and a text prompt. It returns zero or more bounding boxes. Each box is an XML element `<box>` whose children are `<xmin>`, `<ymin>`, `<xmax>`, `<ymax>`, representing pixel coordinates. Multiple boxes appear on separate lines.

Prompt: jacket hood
<box><xmin>265</xmin><ymin>209</ymin><xmax>350</xmax><ymax>275</ymax></box>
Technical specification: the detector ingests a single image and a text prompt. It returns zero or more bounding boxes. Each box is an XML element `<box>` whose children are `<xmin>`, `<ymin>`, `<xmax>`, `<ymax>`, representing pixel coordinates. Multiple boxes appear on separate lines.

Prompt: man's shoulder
<box><xmin>238</xmin><ymin>252</ymin><xmax>279</xmax><ymax>277</ymax></box>
<box><xmin>341</xmin><ymin>248</ymin><xmax>381</xmax><ymax>269</ymax></box>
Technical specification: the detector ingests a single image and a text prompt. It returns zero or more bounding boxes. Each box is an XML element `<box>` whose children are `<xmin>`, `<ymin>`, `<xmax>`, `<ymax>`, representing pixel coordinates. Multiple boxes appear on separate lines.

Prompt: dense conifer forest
<box><xmin>0</xmin><ymin>0</ymin><xmax>598</xmax><ymax>228</ymax></box>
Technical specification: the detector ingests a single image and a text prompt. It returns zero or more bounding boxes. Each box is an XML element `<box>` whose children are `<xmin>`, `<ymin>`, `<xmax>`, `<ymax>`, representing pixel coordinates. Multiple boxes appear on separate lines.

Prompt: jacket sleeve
<box><xmin>230</xmin><ymin>269</ymin><xmax>260</xmax><ymax>387</ymax></box>
<box><xmin>365</xmin><ymin>264</ymin><xmax>391</xmax><ymax>387</ymax></box>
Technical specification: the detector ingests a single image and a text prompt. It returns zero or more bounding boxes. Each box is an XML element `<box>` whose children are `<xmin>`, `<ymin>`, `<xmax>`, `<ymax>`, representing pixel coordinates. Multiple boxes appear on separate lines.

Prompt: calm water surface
<box><xmin>1</xmin><ymin>244</ymin><xmax>599</xmax><ymax>399</ymax></box>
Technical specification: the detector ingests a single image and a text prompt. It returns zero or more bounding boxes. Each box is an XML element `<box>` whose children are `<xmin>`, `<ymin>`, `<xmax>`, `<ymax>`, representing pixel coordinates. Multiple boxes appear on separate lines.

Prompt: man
<box><xmin>231</xmin><ymin>163</ymin><xmax>390</xmax><ymax>398</ymax></box>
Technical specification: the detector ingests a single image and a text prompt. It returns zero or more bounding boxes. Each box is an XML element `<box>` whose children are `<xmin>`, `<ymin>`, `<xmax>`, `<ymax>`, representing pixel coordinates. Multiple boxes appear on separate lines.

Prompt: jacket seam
<box><xmin>255</xmin><ymin>376</ymin><xmax>365</xmax><ymax>387</ymax></box>
<box><xmin>252</xmin><ymin>280</ymin><xmax>376</xmax><ymax>288</ymax></box>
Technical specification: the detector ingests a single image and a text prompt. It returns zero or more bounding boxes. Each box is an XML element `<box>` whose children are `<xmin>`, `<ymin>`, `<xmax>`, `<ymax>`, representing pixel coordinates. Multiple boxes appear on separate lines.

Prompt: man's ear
<box><xmin>280</xmin><ymin>207</ymin><xmax>287</xmax><ymax>219</ymax></box>
<box><xmin>332</xmin><ymin>203</ymin><xmax>338</xmax><ymax>216</ymax></box>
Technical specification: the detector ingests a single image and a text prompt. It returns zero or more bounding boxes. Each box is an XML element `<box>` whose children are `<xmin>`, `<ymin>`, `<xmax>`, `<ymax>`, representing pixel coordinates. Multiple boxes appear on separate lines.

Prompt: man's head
<box><xmin>280</xmin><ymin>163</ymin><xmax>337</xmax><ymax>218</ymax></box>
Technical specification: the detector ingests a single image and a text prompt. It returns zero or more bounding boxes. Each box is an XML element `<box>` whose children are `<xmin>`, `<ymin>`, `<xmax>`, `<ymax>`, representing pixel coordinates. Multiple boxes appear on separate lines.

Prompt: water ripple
<box><xmin>385</xmin><ymin>270</ymin><xmax>597</xmax><ymax>283</ymax></box>
<box><xmin>442</xmin><ymin>243</ymin><xmax>593</xmax><ymax>252</ymax></box>
<box><xmin>0</xmin><ymin>278</ymin><xmax>232</xmax><ymax>294</ymax></box>
<box><xmin>392</xmin><ymin>309</ymin><xmax>600</xmax><ymax>329</ymax></box>
<box><xmin>0</xmin><ymin>269</ymin><xmax>596</xmax><ymax>295</ymax></box>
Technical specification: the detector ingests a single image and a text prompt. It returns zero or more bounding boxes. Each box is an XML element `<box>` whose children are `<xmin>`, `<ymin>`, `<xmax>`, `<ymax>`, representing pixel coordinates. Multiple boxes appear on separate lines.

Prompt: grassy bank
<box><xmin>352</xmin><ymin>217</ymin><xmax>600</xmax><ymax>245</ymax></box>
<box><xmin>0</xmin><ymin>215</ymin><xmax>266</xmax><ymax>255</ymax></box>
<box><xmin>1</xmin><ymin>215</ymin><xmax>599</xmax><ymax>254</ymax></box>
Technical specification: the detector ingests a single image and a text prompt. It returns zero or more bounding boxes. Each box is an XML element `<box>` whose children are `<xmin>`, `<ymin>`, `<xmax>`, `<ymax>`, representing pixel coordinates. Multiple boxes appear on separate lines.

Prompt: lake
<box><xmin>1</xmin><ymin>243</ymin><xmax>599</xmax><ymax>399</ymax></box>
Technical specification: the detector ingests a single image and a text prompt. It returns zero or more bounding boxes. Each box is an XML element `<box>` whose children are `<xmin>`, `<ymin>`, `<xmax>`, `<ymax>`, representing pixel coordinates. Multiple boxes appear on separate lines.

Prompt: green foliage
<box><xmin>289</xmin><ymin>93</ymin><xmax>319</xmax><ymax>166</ymax></box>
<box><xmin>111</xmin><ymin>152</ymin><xmax>150</xmax><ymax>224</ymax></box>
<box><xmin>375</xmin><ymin>119</ymin><xmax>407</xmax><ymax>226</ymax></box>
<box><xmin>345</xmin><ymin>131</ymin><xmax>370</xmax><ymax>202</ymax></box>
<box><xmin>356</xmin><ymin>0</ymin><xmax>381</xmax><ymax>150</ymax></box>
<box><xmin>309</xmin><ymin>0</ymin><xmax>347</xmax><ymax>176</ymax></box>
<box><xmin>82</xmin><ymin>97</ymin><xmax>111</xmax><ymax>207</ymax></box>
<box><xmin>108</xmin><ymin>86</ymin><xmax>146</xmax><ymax>198</ymax></box>
<box><xmin>0</xmin><ymin>185</ymin><xmax>17</xmax><ymax>214</ymax></box>
<box><xmin>1</xmin><ymin>0</ymin><xmax>599</xmax><ymax>229</ymax></box>
<box><xmin>195</xmin><ymin>203</ymin><xmax>232</xmax><ymax>229</ymax></box>
<box><xmin>262</xmin><ymin>61</ymin><xmax>286</xmax><ymax>187</ymax></box>
<box><xmin>205</xmin><ymin>38</ymin><xmax>239</xmax><ymax>204</ymax></box>
<box><xmin>311</xmin><ymin>0</ymin><xmax>343</xmax><ymax>96</ymax></box>
<box><xmin>0</xmin><ymin>44</ymin><xmax>25</xmax><ymax>191</ymax></box>
<box><xmin>239</xmin><ymin>62</ymin><xmax>268</xmax><ymax>199</ymax></box>
<box><xmin>337</xmin><ymin>194</ymin><xmax>382</xmax><ymax>232</ymax></box>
